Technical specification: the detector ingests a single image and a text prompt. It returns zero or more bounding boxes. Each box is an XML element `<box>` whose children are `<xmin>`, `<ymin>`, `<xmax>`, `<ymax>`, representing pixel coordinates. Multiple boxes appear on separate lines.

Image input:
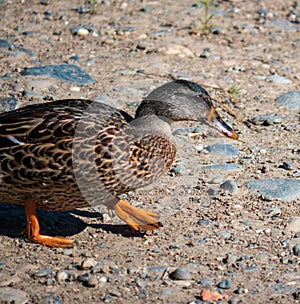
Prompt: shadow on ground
<box><xmin>0</xmin><ymin>203</ymin><xmax>143</xmax><ymax>240</ymax></box>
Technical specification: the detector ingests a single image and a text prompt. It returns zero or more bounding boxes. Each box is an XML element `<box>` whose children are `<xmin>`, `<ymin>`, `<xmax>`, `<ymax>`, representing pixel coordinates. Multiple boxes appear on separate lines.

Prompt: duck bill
<box><xmin>204</xmin><ymin>108</ymin><xmax>239</xmax><ymax>140</ymax></box>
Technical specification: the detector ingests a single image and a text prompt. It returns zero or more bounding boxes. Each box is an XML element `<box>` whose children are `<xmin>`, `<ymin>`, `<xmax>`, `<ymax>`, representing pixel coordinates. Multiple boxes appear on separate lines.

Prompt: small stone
<box><xmin>80</xmin><ymin>258</ymin><xmax>97</xmax><ymax>270</ymax></box>
<box><xmin>0</xmin><ymin>287</ymin><xmax>28</xmax><ymax>304</ymax></box>
<box><xmin>170</xmin><ymin>165</ymin><xmax>187</xmax><ymax>176</ymax></box>
<box><xmin>109</xmin><ymin>290</ymin><xmax>122</xmax><ymax>297</ymax></box>
<box><xmin>224</xmin><ymin>253</ymin><xmax>237</xmax><ymax>264</ymax></box>
<box><xmin>203</xmin><ymin>143</ymin><xmax>240</xmax><ymax>159</ymax></box>
<box><xmin>99</xmin><ymin>277</ymin><xmax>107</xmax><ymax>283</ymax></box>
<box><xmin>86</xmin><ymin>277</ymin><xmax>98</xmax><ymax>287</ymax></box>
<box><xmin>206</xmin><ymin>188</ymin><xmax>218</xmax><ymax>196</ymax></box>
<box><xmin>220</xmin><ymin>180</ymin><xmax>238</xmax><ymax>193</ymax></box>
<box><xmin>127</xmin><ymin>266</ymin><xmax>138</xmax><ymax>275</ymax></box>
<box><xmin>161</xmin><ymin>289</ymin><xmax>173</xmax><ymax>296</ymax></box>
<box><xmin>275</xmin><ymin>91</ymin><xmax>300</xmax><ymax>110</ymax></box>
<box><xmin>169</xmin><ymin>268</ymin><xmax>191</xmax><ymax>280</ymax></box>
<box><xmin>34</xmin><ymin>269</ymin><xmax>52</xmax><ymax>277</ymax></box>
<box><xmin>157</xmin><ymin>44</ymin><xmax>194</xmax><ymax>58</ymax></box>
<box><xmin>293</xmin><ymin>244</ymin><xmax>300</xmax><ymax>255</ymax></box>
<box><xmin>77</xmin><ymin>28</ymin><xmax>89</xmax><ymax>36</ymax></box>
<box><xmin>286</xmin><ymin>217</ymin><xmax>300</xmax><ymax>232</ymax></box>
<box><xmin>56</xmin><ymin>270</ymin><xmax>69</xmax><ymax>281</ymax></box>
<box><xmin>40</xmin><ymin>295</ymin><xmax>60</xmax><ymax>304</ymax></box>
<box><xmin>63</xmin><ymin>249</ymin><xmax>73</xmax><ymax>256</ymax></box>
<box><xmin>281</xmin><ymin>161</ymin><xmax>296</xmax><ymax>171</ymax></box>
<box><xmin>70</xmin><ymin>86</ymin><xmax>81</xmax><ymax>92</ymax></box>
<box><xmin>218</xmin><ymin>279</ymin><xmax>231</xmax><ymax>289</ymax></box>
<box><xmin>219</xmin><ymin>231</ymin><xmax>232</xmax><ymax>239</ymax></box>
<box><xmin>40</xmin><ymin>0</ymin><xmax>51</xmax><ymax>4</ymax></box>
<box><xmin>249</xmin><ymin>113</ymin><xmax>283</xmax><ymax>125</ymax></box>
<box><xmin>77</xmin><ymin>274</ymin><xmax>89</xmax><ymax>283</ymax></box>
<box><xmin>0</xmin><ymin>97</ymin><xmax>19</xmax><ymax>111</ymax></box>
<box><xmin>266</xmin><ymin>75</ymin><xmax>292</xmax><ymax>84</ymax></box>
<box><xmin>197</xmin><ymin>219</ymin><xmax>210</xmax><ymax>226</ymax></box>
<box><xmin>200</xmin><ymin>164</ymin><xmax>242</xmax><ymax>172</ymax></box>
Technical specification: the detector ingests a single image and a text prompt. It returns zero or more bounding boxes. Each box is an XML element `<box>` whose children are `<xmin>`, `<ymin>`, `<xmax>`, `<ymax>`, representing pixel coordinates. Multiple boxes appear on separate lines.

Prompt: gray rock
<box><xmin>200</xmin><ymin>164</ymin><xmax>242</xmax><ymax>172</ymax></box>
<box><xmin>218</xmin><ymin>279</ymin><xmax>231</xmax><ymax>289</ymax></box>
<box><xmin>249</xmin><ymin>113</ymin><xmax>283</xmax><ymax>125</ymax></box>
<box><xmin>169</xmin><ymin>165</ymin><xmax>187</xmax><ymax>176</ymax></box>
<box><xmin>86</xmin><ymin>276</ymin><xmax>98</xmax><ymax>287</ymax></box>
<box><xmin>34</xmin><ymin>269</ymin><xmax>52</xmax><ymax>277</ymax></box>
<box><xmin>293</xmin><ymin>244</ymin><xmax>300</xmax><ymax>255</ymax></box>
<box><xmin>219</xmin><ymin>231</ymin><xmax>232</xmax><ymax>239</ymax></box>
<box><xmin>169</xmin><ymin>268</ymin><xmax>190</xmax><ymax>280</ymax></box>
<box><xmin>0</xmin><ymin>287</ymin><xmax>28</xmax><ymax>304</ymax></box>
<box><xmin>0</xmin><ymin>39</ymin><xmax>35</xmax><ymax>57</ymax></box>
<box><xmin>246</xmin><ymin>178</ymin><xmax>300</xmax><ymax>202</ymax></box>
<box><xmin>0</xmin><ymin>97</ymin><xmax>19</xmax><ymax>111</ymax></box>
<box><xmin>220</xmin><ymin>180</ymin><xmax>238</xmax><ymax>193</ymax></box>
<box><xmin>275</xmin><ymin>91</ymin><xmax>300</xmax><ymax>110</ymax></box>
<box><xmin>286</xmin><ymin>217</ymin><xmax>300</xmax><ymax>232</ymax></box>
<box><xmin>21</xmin><ymin>64</ymin><xmax>94</xmax><ymax>85</ymax></box>
<box><xmin>203</xmin><ymin>143</ymin><xmax>240</xmax><ymax>158</ymax></box>
<box><xmin>266</xmin><ymin>75</ymin><xmax>292</xmax><ymax>84</ymax></box>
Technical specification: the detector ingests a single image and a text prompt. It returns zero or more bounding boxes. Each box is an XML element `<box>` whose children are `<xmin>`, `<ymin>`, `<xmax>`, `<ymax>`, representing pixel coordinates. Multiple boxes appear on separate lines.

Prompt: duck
<box><xmin>0</xmin><ymin>79</ymin><xmax>238</xmax><ymax>248</ymax></box>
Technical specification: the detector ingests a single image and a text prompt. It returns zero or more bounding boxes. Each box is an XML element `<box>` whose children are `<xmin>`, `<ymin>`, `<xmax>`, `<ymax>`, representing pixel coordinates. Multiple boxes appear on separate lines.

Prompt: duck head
<box><xmin>135</xmin><ymin>79</ymin><xmax>238</xmax><ymax>140</ymax></box>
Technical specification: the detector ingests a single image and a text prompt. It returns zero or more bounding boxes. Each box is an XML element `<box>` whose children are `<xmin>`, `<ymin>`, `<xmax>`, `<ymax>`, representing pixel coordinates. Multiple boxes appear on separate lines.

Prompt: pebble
<box><xmin>40</xmin><ymin>295</ymin><xmax>60</xmax><ymax>304</ymax></box>
<box><xmin>249</xmin><ymin>113</ymin><xmax>283</xmax><ymax>125</ymax></box>
<box><xmin>127</xmin><ymin>266</ymin><xmax>138</xmax><ymax>275</ymax></box>
<box><xmin>293</xmin><ymin>244</ymin><xmax>300</xmax><ymax>255</ymax></box>
<box><xmin>161</xmin><ymin>289</ymin><xmax>173</xmax><ymax>296</ymax></box>
<box><xmin>203</xmin><ymin>143</ymin><xmax>240</xmax><ymax>159</ymax></box>
<box><xmin>220</xmin><ymin>180</ymin><xmax>238</xmax><ymax>193</ymax></box>
<box><xmin>286</xmin><ymin>217</ymin><xmax>300</xmax><ymax>232</ymax></box>
<box><xmin>224</xmin><ymin>253</ymin><xmax>237</xmax><ymax>264</ymax></box>
<box><xmin>200</xmin><ymin>164</ymin><xmax>242</xmax><ymax>172</ymax></box>
<box><xmin>0</xmin><ymin>97</ymin><xmax>19</xmax><ymax>111</ymax></box>
<box><xmin>293</xmin><ymin>289</ymin><xmax>300</xmax><ymax>300</ymax></box>
<box><xmin>169</xmin><ymin>165</ymin><xmax>187</xmax><ymax>176</ymax></box>
<box><xmin>281</xmin><ymin>161</ymin><xmax>296</xmax><ymax>171</ymax></box>
<box><xmin>77</xmin><ymin>28</ymin><xmax>89</xmax><ymax>36</ymax></box>
<box><xmin>157</xmin><ymin>44</ymin><xmax>194</xmax><ymax>57</ymax></box>
<box><xmin>275</xmin><ymin>91</ymin><xmax>300</xmax><ymax>110</ymax></box>
<box><xmin>86</xmin><ymin>276</ymin><xmax>98</xmax><ymax>287</ymax></box>
<box><xmin>246</xmin><ymin>178</ymin><xmax>300</xmax><ymax>202</ymax></box>
<box><xmin>0</xmin><ymin>287</ymin><xmax>28</xmax><ymax>304</ymax></box>
<box><xmin>218</xmin><ymin>279</ymin><xmax>231</xmax><ymax>289</ymax></box>
<box><xmin>80</xmin><ymin>258</ymin><xmax>98</xmax><ymax>270</ymax></box>
<box><xmin>34</xmin><ymin>269</ymin><xmax>52</xmax><ymax>277</ymax></box>
<box><xmin>266</xmin><ymin>75</ymin><xmax>292</xmax><ymax>84</ymax></box>
<box><xmin>219</xmin><ymin>231</ymin><xmax>232</xmax><ymax>239</ymax></box>
<box><xmin>169</xmin><ymin>268</ymin><xmax>191</xmax><ymax>280</ymax></box>
<box><xmin>0</xmin><ymin>39</ymin><xmax>35</xmax><ymax>57</ymax></box>
<box><xmin>56</xmin><ymin>270</ymin><xmax>69</xmax><ymax>281</ymax></box>
<box><xmin>21</xmin><ymin>64</ymin><xmax>94</xmax><ymax>85</ymax></box>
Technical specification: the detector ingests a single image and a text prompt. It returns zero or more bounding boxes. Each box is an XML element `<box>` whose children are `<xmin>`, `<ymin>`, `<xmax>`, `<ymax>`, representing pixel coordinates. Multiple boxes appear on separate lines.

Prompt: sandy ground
<box><xmin>0</xmin><ymin>0</ymin><xmax>299</xmax><ymax>303</ymax></box>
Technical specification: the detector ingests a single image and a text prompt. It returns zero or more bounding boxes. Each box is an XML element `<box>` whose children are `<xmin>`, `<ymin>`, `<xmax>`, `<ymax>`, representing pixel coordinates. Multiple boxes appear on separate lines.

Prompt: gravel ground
<box><xmin>0</xmin><ymin>0</ymin><xmax>299</xmax><ymax>303</ymax></box>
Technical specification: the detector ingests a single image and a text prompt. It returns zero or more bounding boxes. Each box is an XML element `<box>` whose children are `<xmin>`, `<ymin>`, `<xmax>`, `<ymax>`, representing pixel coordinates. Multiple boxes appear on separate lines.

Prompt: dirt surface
<box><xmin>0</xmin><ymin>1</ymin><xmax>300</xmax><ymax>303</ymax></box>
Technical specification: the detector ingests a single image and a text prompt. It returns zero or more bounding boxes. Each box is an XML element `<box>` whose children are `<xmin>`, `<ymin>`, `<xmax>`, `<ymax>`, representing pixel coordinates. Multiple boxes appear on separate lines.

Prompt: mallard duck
<box><xmin>0</xmin><ymin>79</ymin><xmax>238</xmax><ymax>247</ymax></box>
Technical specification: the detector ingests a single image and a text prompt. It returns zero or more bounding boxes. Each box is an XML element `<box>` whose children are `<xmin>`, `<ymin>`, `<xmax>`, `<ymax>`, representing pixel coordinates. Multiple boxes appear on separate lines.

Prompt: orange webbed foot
<box><xmin>25</xmin><ymin>199</ymin><xmax>74</xmax><ymax>248</ymax></box>
<box><xmin>112</xmin><ymin>199</ymin><xmax>162</xmax><ymax>231</ymax></box>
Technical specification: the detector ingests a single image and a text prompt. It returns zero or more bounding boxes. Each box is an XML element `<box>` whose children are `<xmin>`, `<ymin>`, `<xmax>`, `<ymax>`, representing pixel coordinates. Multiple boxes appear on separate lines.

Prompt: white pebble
<box><xmin>77</xmin><ymin>28</ymin><xmax>89</xmax><ymax>36</ymax></box>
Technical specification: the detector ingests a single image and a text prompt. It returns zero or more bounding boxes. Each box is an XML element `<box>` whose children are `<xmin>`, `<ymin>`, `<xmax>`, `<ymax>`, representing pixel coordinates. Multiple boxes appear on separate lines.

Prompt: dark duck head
<box><xmin>135</xmin><ymin>79</ymin><xmax>238</xmax><ymax>140</ymax></box>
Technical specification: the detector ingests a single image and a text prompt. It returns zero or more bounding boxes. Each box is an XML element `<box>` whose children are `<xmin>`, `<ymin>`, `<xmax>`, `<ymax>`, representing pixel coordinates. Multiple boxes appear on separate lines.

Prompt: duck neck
<box><xmin>129</xmin><ymin>114</ymin><xmax>176</xmax><ymax>145</ymax></box>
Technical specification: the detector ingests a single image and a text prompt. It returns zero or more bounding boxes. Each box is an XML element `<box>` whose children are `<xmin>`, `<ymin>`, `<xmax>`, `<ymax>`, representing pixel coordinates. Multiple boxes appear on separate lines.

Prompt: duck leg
<box><xmin>108</xmin><ymin>199</ymin><xmax>163</xmax><ymax>231</ymax></box>
<box><xmin>25</xmin><ymin>198</ymin><xmax>73</xmax><ymax>248</ymax></box>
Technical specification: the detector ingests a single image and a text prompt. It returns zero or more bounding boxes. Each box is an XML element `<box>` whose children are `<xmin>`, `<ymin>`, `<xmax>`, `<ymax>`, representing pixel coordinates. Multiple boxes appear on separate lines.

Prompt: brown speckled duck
<box><xmin>0</xmin><ymin>80</ymin><xmax>238</xmax><ymax>247</ymax></box>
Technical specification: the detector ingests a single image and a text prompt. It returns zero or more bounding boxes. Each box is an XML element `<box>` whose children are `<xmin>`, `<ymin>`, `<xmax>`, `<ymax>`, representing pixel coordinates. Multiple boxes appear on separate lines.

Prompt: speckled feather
<box><xmin>0</xmin><ymin>99</ymin><xmax>176</xmax><ymax>211</ymax></box>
